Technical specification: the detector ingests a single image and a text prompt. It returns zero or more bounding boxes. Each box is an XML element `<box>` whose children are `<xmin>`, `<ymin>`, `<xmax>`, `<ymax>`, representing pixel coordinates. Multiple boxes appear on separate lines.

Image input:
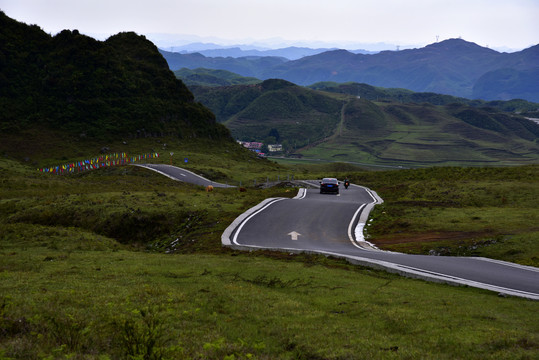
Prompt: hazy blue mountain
<box><xmin>473</xmin><ymin>67</ymin><xmax>539</xmax><ymax>102</ymax></box>
<box><xmin>190</xmin><ymin>47</ymin><xmax>339</xmax><ymax>60</ymax></box>
<box><xmin>162</xmin><ymin>43</ymin><xmax>378</xmax><ymax>60</ymax></box>
<box><xmin>159</xmin><ymin>50</ymin><xmax>287</xmax><ymax>78</ymax></box>
<box><xmin>183</xmin><ymin>46</ymin><xmax>376</xmax><ymax>60</ymax></box>
<box><xmin>263</xmin><ymin>40</ymin><xmax>503</xmax><ymax>94</ymax></box>
<box><xmin>161</xmin><ymin>39</ymin><xmax>539</xmax><ymax>102</ymax></box>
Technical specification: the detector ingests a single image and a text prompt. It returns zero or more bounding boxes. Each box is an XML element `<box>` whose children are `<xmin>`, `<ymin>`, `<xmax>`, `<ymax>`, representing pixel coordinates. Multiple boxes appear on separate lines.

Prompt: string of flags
<box><xmin>38</xmin><ymin>152</ymin><xmax>160</xmax><ymax>174</ymax></box>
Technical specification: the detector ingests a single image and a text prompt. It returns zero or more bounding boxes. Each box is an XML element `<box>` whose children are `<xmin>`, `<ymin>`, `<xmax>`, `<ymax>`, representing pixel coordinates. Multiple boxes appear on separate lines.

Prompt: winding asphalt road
<box><xmin>138</xmin><ymin>164</ymin><xmax>539</xmax><ymax>300</ymax></box>
<box><xmin>135</xmin><ymin>163</ymin><xmax>234</xmax><ymax>187</ymax></box>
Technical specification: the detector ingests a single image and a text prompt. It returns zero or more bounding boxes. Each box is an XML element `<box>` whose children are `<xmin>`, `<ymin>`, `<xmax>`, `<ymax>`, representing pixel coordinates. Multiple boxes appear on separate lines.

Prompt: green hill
<box><xmin>0</xmin><ymin>11</ymin><xmax>230</xmax><ymax>162</ymax></box>
<box><xmin>302</xmin><ymin>99</ymin><xmax>539</xmax><ymax>166</ymax></box>
<box><xmin>174</xmin><ymin>67</ymin><xmax>261</xmax><ymax>87</ymax></box>
<box><xmin>193</xmin><ymin>79</ymin><xmax>343</xmax><ymax>147</ymax></box>
<box><xmin>308</xmin><ymin>81</ymin><xmax>539</xmax><ymax>113</ymax></box>
<box><xmin>189</xmin><ymin>78</ymin><xmax>539</xmax><ymax>166</ymax></box>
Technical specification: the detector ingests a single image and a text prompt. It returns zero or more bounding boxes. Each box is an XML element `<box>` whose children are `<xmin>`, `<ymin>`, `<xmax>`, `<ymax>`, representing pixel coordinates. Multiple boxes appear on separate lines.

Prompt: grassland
<box><xmin>345</xmin><ymin>166</ymin><xmax>539</xmax><ymax>266</ymax></box>
<box><xmin>1</xmin><ymin>141</ymin><xmax>538</xmax><ymax>359</ymax></box>
<box><xmin>298</xmin><ymin>99</ymin><xmax>539</xmax><ymax>167</ymax></box>
<box><xmin>2</xmin><ymin>244</ymin><xmax>538</xmax><ymax>359</ymax></box>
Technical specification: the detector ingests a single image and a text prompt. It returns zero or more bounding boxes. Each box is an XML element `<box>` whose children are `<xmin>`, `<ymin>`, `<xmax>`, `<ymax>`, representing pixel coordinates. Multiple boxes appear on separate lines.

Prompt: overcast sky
<box><xmin>1</xmin><ymin>0</ymin><xmax>537</xmax><ymax>51</ymax></box>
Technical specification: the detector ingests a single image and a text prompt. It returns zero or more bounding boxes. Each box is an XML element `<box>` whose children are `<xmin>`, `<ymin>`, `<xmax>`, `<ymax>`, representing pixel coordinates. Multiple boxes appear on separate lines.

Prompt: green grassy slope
<box><xmin>345</xmin><ymin>166</ymin><xmax>539</xmax><ymax>265</ymax></box>
<box><xmin>1</xmin><ymin>157</ymin><xmax>538</xmax><ymax>359</ymax></box>
<box><xmin>309</xmin><ymin>81</ymin><xmax>539</xmax><ymax>112</ymax></box>
<box><xmin>299</xmin><ymin>99</ymin><xmax>539</xmax><ymax>166</ymax></box>
<box><xmin>2</xmin><ymin>245</ymin><xmax>538</xmax><ymax>359</ymax></box>
<box><xmin>174</xmin><ymin>67</ymin><xmax>261</xmax><ymax>87</ymax></box>
<box><xmin>185</xmin><ymin>70</ymin><xmax>539</xmax><ymax>166</ymax></box>
<box><xmin>193</xmin><ymin>79</ymin><xmax>343</xmax><ymax>147</ymax></box>
<box><xmin>0</xmin><ymin>141</ymin><xmax>291</xmax><ymax>254</ymax></box>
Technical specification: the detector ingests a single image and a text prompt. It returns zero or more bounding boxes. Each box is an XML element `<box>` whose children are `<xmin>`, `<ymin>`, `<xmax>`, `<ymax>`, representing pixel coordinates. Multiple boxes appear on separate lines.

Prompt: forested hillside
<box><xmin>0</xmin><ymin>12</ymin><xmax>230</xmax><ymax>143</ymax></box>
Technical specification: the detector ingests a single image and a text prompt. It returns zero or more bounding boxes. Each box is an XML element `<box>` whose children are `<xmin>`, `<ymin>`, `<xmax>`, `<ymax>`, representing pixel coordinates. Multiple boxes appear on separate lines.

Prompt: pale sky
<box><xmin>1</xmin><ymin>0</ymin><xmax>537</xmax><ymax>51</ymax></box>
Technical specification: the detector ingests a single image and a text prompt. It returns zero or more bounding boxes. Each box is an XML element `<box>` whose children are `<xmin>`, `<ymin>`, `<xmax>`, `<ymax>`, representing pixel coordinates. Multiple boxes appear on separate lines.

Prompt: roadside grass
<box><xmin>0</xmin><ymin>158</ymin><xmax>297</xmax><ymax>254</ymax></box>
<box><xmin>299</xmin><ymin>142</ymin><xmax>383</xmax><ymax>166</ymax></box>
<box><xmin>351</xmin><ymin>166</ymin><xmax>539</xmax><ymax>266</ymax></box>
<box><xmin>298</xmin><ymin>139</ymin><xmax>537</xmax><ymax>168</ymax></box>
<box><xmin>2</xmin><ymin>133</ymin><xmax>287</xmax><ymax>186</ymax></box>
<box><xmin>1</xmin><ymin>241</ymin><xmax>538</xmax><ymax>359</ymax></box>
<box><xmin>2</xmin><ymin>156</ymin><xmax>537</xmax><ymax>263</ymax></box>
<box><xmin>1</xmin><ymin>154</ymin><xmax>539</xmax><ymax>358</ymax></box>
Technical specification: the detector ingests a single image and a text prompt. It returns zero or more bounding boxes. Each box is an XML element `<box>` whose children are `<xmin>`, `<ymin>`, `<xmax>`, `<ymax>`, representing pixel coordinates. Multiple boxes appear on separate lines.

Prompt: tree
<box><xmin>263</xmin><ymin>136</ymin><xmax>277</xmax><ymax>152</ymax></box>
<box><xmin>268</xmin><ymin>128</ymin><xmax>280</xmax><ymax>142</ymax></box>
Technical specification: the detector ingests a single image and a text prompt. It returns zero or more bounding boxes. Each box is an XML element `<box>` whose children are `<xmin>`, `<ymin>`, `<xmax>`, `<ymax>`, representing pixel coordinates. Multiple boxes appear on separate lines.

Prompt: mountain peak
<box><xmin>426</xmin><ymin>38</ymin><xmax>498</xmax><ymax>54</ymax></box>
<box><xmin>0</xmin><ymin>11</ymin><xmax>230</xmax><ymax>140</ymax></box>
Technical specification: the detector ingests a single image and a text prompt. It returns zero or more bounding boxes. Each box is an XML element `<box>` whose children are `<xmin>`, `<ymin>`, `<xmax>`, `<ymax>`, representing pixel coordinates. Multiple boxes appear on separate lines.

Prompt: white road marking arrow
<box><xmin>288</xmin><ymin>231</ymin><xmax>301</xmax><ymax>240</ymax></box>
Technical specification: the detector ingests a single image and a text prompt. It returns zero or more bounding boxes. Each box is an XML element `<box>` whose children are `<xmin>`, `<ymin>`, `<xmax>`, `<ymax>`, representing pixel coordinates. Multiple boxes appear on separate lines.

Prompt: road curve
<box><xmin>135</xmin><ymin>163</ymin><xmax>234</xmax><ymax>188</ymax></box>
<box><xmin>222</xmin><ymin>184</ymin><xmax>539</xmax><ymax>300</ymax></box>
<box><xmin>133</xmin><ymin>165</ymin><xmax>538</xmax><ymax>300</ymax></box>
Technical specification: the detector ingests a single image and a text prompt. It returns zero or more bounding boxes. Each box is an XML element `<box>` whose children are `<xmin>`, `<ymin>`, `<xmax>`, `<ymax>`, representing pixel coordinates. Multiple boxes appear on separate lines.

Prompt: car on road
<box><xmin>320</xmin><ymin>178</ymin><xmax>340</xmax><ymax>194</ymax></box>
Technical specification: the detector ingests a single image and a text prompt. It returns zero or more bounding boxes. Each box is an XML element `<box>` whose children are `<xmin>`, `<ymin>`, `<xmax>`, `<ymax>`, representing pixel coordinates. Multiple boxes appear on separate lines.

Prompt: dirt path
<box><xmin>294</xmin><ymin>98</ymin><xmax>351</xmax><ymax>153</ymax></box>
<box><xmin>329</xmin><ymin>99</ymin><xmax>349</xmax><ymax>141</ymax></box>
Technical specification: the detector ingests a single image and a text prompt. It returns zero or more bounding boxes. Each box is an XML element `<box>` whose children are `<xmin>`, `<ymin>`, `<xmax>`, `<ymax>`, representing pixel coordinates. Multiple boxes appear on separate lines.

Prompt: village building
<box><xmin>267</xmin><ymin>144</ymin><xmax>283</xmax><ymax>152</ymax></box>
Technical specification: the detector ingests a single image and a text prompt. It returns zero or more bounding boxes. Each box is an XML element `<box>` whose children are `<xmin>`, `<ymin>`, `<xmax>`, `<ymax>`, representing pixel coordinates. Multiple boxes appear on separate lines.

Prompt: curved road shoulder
<box><xmin>222</xmin><ymin>187</ymin><xmax>539</xmax><ymax>300</ymax></box>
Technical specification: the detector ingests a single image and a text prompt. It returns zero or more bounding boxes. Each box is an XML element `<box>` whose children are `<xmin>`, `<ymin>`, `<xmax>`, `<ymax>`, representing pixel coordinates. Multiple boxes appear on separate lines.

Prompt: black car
<box><xmin>320</xmin><ymin>178</ymin><xmax>340</xmax><ymax>194</ymax></box>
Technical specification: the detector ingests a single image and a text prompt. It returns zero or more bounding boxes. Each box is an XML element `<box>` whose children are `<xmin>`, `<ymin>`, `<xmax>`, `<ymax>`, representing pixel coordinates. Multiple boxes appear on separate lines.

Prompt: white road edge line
<box><xmin>132</xmin><ymin>164</ymin><xmax>179</xmax><ymax>181</ymax></box>
<box><xmin>221</xmin><ymin>185</ymin><xmax>539</xmax><ymax>300</ymax></box>
<box><xmin>472</xmin><ymin>257</ymin><xmax>539</xmax><ymax>272</ymax></box>
<box><xmin>347</xmin><ymin>204</ymin><xmax>368</xmax><ymax>250</ymax></box>
<box><xmin>347</xmin><ymin>184</ymin><xmax>384</xmax><ymax>251</ymax></box>
<box><xmin>222</xmin><ymin>187</ymin><xmax>307</xmax><ymax>246</ymax></box>
<box><xmin>232</xmin><ymin>198</ymin><xmax>286</xmax><ymax>245</ymax></box>
<box><xmin>222</xmin><ymin>243</ymin><xmax>539</xmax><ymax>300</ymax></box>
<box><xmin>293</xmin><ymin>188</ymin><xmax>307</xmax><ymax>199</ymax></box>
<box><xmin>134</xmin><ymin>164</ymin><xmax>232</xmax><ymax>187</ymax></box>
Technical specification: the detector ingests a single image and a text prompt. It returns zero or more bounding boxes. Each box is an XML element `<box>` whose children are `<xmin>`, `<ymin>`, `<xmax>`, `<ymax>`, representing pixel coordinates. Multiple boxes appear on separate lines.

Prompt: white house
<box><xmin>268</xmin><ymin>144</ymin><xmax>283</xmax><ymax>152</ymax></box>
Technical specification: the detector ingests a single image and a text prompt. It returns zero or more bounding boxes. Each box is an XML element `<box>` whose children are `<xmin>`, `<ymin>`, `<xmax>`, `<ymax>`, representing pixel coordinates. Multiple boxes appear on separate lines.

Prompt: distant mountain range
<box><xmin>161</xmin><ymin>43</ymin><xmax>377</xmax><ymax>60</ymax></box>
<box><xmin>161</xmin><ymin>39</ymin><xmax>539</xmax><ymax>102</ymax></box>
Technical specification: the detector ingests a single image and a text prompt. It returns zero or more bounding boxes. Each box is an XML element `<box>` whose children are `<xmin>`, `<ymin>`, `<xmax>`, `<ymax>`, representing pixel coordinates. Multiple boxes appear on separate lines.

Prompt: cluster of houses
<box><xmin>237</xmin><ymin>141</ymin><xmax>283</xmax><ymax>157</ymax></box>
